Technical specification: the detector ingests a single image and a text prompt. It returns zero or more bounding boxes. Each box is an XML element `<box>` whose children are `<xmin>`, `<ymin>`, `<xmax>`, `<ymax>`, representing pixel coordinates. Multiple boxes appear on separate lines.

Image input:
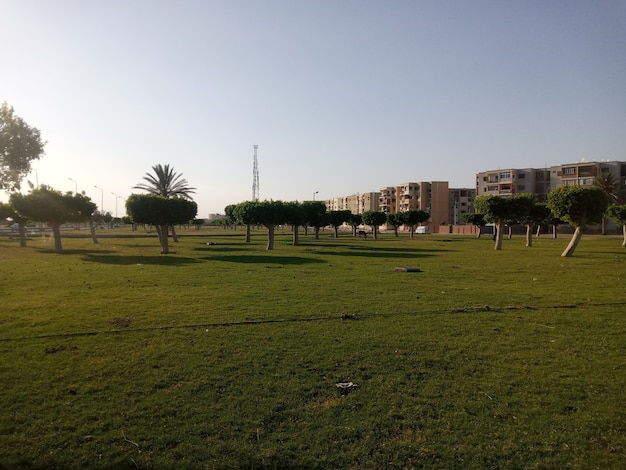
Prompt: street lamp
<box><xmin>313</xmin><ymin>191</ymin><xmax>319</xmax><ymax>201</ymax></box>
<box><xmin>94</xmin><ymin>186</ymin><xmax>104</xmax><ymax>213</ymax></box>
<box><xmin>111</xmin><ymin>192</ymin><xmax>119</xmax><ymax>218</ymax></box>
<box><xmin>68</xmin><ymin>177</ymin><xmax>77</xmax><ymax>194</ymax></box>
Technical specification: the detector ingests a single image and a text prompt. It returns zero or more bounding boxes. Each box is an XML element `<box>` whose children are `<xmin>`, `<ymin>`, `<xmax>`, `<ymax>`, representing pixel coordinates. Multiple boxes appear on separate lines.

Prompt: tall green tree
<box><xmin>474</xmin><ymin>195</ymin><xmax>511</xmax><ymax>250</ymax></box>
<box><xmin>302</xmin><ymin>201</ymin><xmax>327</xmax><ymax>239</ymax></box>
<box><xmin>348</xmin><ymin>213</ymin><xmax>362</xmax><ymax>237</ymax></box>
<box><xmin>594</xmin><ymin>171</ymin><xmax>621</xmax><ymax>235</ymax></box>
<box><xmin>233</xmin><ymin>201</ymin><xmax>258</xmax><ymax>242</ymax></box>
<box><xmin>0</xmin><ymin>102</ymin><xmax>46</xmax><ymax>192</ymax></box>
<box><xmin>361</xmin><ymin>211</ymin><xmax>387</xmax><ymax>239</ymax></box>
<box><xmin>133</xmin><ymin>164</ymin><xmax>196</xmax><ymax>242</ymax></box>
<box><xmin>284</xmin><ymin>201</ymin><xmax>306</xmax><ymax>246</ymax></box>
<box><xmin>0</xmin><ymin>201</ymin><xmax>30</xmax><ymax>247</ymax></box>
<box><xmin>246</xmin><ymin>200</ymin><xmax>287</xmax><ymax>251</ymax></box>
<box><xmin>461</xmin><ymin>212</ymin><xmax>486</xmax><ymax>239</ymax></box>
<box><xmin>10</xmin><ymin>186</ymin><xmax>90</xmax><ymax>253</ymax></box>
<box><xmin>547</xmin><ymin>185</ymin><xmax>608</xmax><ymax>257</ymax></box>
<box><xmin>402</xmin><ymin>210</ymin><xmax>430</xmax><ymax>239</ymax></box>
<box><xmin>386</xmin><ymin>213</ymin><xmax>403</xmax><ymax>237</ymax></box>
<box><xmin>126</xmin><ymin>194</ymin><xmax>197</xmax><ymax>254</ymax></box>
<box><xmin>606</xmin><ymin>204</ymin><xmax>626</xmax><ymax>247</ymax></box>
<box><xmin>328</xmin><ymin>210</ymin><xmax>351</xmax><ymax>238</ymax></box>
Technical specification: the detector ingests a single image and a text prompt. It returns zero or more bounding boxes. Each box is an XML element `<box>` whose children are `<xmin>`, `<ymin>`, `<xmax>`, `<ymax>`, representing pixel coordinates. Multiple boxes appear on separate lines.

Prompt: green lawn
<box><xmin>1</xmin><ymin>229</ymin><xmax>625</xmax><ymax>469</ymax></box>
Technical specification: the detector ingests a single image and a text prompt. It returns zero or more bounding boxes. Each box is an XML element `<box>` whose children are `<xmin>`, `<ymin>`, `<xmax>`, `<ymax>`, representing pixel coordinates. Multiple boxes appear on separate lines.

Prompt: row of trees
<box><xmin>467</xmin><ymin>186</ymin><xmax>626</xmax><ymax>256</ymax></box>
<box><xmin>223</xmin><ymin>200</ymin><xmax>431</xmax><ymax>250</ymax></box>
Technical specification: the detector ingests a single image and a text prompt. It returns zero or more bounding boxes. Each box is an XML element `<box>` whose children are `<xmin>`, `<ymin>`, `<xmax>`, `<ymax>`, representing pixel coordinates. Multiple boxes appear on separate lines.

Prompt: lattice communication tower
<box><xmin>252</xmin><ymin>145</ymin><xmax>259</xmax><ymax>201</ymax></box>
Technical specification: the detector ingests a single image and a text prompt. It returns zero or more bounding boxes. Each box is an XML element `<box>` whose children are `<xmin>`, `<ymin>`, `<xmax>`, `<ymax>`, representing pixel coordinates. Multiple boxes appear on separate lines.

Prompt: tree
<box><xmin>461</xmin><ymin>213</ymin><xmax>486</xmax><ymax>239</ymax></box>
<box><xmin>247</xmin><ymin>200</ymin><xmax>287</xmax><ymax>251</ymax></box>
<box><xmin>514</xmin><ymin>196</ymin><xmax>551</xmax><ymax>247</ymax></box>
<box><xmin>284</xmin><ymin>201</ymin><xmax>306</xmax><ymax>246</ymax></box>
<box><xmin>386</xmin><ymin>213</ymin><xmax>403</xmax><ymax>237</ymax></box>
<box><xmin>10</xmin><ymin>186</ymin><xmax>86</xmax><ymax>253</ymax></box>
<box><xmin>0</xmin><ymin>200</ymin><xmax>30</xmax><ymax>247</ymax></box>
<box><xmin>606</xmin><ymin>204</ymin><xmax>626</xmax><ymax>247</ymax></box>
<box><xmin>474</xmin><ymin>195</ymin><xmax>511</xmax><ymax>250</ymax></box>
<box><xmin>547</xmin><ymin>185</ymin><xmax>608</xmax><ymax>257</ymax></box>
<box><xmin>594</xmin><ymin>171</ymin><xmax>621</xmax><ymax>235</ymax></box>
<box><xmin>302</xmin><ymin>201</ymin><xmax>327</xmax><ymax>239</ymax></box>
<box><xmin>224</xmin><ymin>204</ymin><xmax>238</xmax><ymax>230</ymax></box>
<box><xmin>126</xmin><ymin>194</ymin><xmax>197</xmax><ymax>254</ymax></box>
<box><xmin>348</xmin><ymin>213</ymin><xmax>362</xmax><ymax>236</ymax></box>
<box><xmin>402</xmin><ymin>210</ymin><xmax>430</xmax><ymax>239</ymax></box>
<box><xmin>1</xmin><ymin>102</ymin><xmax>46</xmax><ymax>192</ymax></box>
<box><xmin>233</xmin><ymin>201</ymin><xmax>258</xmax><ymax>242</ymax></box>
<box><xmin>133</xmin><ymin>164</ymin><xmax>196</xmax><ymax>242</ymax></box>
<box><xmin>64</xmin><ymin>192</ymin><xmax>98</xmax><ymax>244</ymax></box>
<box><xmin>328</xmin><ymin>210</ymin><xmax>351</xmax><ymax>238</ymax></box>
<box><xmin>361</xmin><ymin>211</ymin><xmax>387</xmax><ymax>239</ymax></box>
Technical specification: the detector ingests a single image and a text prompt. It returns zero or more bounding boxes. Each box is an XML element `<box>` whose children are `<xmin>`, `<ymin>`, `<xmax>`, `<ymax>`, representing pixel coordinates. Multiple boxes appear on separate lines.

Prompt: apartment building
<box><xmin>378</xmin><ymin>182</ymin><xmax>449</xmax><ymax>228</ymax></box>
<box><xmin>448</xmin><ymin>188</ymin><xmax>476</xmax><ymax>225</ymax></box>
<box><xmin>326</xmin><ymin>192</ymin><xmax>380</xmax><ymax>214</ymax></box>
<box><xmin>476</xmin><ymin>160</ymin><xmax>626</xmax><ymax>202</ymax></box>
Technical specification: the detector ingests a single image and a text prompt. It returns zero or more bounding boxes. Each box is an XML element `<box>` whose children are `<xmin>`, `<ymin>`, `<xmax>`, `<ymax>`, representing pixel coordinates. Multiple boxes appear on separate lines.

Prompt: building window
<box><xmin>563</xmin><ymin>167</ymin><xmax>576</xmax><ymax>175</ymax></box>
<box><xmin>499</xmin><ymin>171</ymin><xmax>512</xmax><ymax>179</ymax></box>
<box><xmin>518</xmin><ymin>173</ymin><xmax>525</xmax><ymax>179</ymax></box>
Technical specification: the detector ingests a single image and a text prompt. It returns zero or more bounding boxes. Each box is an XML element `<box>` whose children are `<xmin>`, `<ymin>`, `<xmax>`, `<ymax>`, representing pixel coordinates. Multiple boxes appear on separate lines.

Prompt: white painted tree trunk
<box><xmin>561</xmin><ymin>227</ymin><xmax>582</xmax><ymax>257</ymax></box>
<box><xmin>622</xmin><ymin>225</ymin><xmax>626</xmax><ymax>247</ymax></box>
<box><xmin>494</xmin><ymin>223</ymin><xmax>503</xmax><ymax>250</ymax></box>
<box><xmin>526</xmin><ymin>224</ymin><xmax>533</xmax><ymax>247</ymax></box>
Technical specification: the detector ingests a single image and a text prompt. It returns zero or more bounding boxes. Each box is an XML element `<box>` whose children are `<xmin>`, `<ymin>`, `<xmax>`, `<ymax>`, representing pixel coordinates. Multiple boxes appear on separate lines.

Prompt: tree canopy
<box><xmin>0</xmin><ymin>102</ymin><xmax>46</xmax><ymax>192</ymax></box>
<box><xmin>133</xmin><ymin>164</ymin><xmax>196</xmax><ymax>199</ymax></box>
<box><xmin>547</xmin><ymin>185</ymin><xmax>609</xmax><ymax>257</ymax></box>
<box><xmin>361</xmin><ymin>211</ymin><xmax>387</xmax><ymax>239</ymax></box>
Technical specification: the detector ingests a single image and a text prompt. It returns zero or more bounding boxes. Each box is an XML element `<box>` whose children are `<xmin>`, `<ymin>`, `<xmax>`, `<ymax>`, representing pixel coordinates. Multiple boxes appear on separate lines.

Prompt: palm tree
<box><xmin>133</xmin><ymin>164</ymin><xmax>196</xmax><ymax>242</ymax></box>
<box><xmin>133</xmin><ymin>164</ymin><xmax>196</xmax><ymax>199</ymax></box>
<box><xmin>594</xmin><ymin>171</ymin><xmax>620</xmax><ymax>234</ymax></box>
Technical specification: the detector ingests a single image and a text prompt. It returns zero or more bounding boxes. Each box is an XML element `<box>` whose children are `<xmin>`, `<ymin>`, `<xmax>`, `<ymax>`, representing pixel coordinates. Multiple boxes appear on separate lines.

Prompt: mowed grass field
<box><xmin>1</xmin><ymin>228</ymin><xmax>625</xmax><ymax>469</ymax></box>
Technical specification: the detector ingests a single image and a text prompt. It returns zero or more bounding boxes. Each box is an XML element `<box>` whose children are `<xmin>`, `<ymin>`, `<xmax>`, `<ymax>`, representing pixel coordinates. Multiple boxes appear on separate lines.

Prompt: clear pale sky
<box><xmin>2</xmin><ymin>0</ymin><xmax>625</xmax><ymax>217</ymax></box>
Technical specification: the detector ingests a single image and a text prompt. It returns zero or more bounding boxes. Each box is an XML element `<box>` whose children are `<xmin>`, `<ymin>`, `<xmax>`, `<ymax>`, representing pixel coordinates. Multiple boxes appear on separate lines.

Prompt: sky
<box><xmin>2</xmin><ymin>0</ymin><xmax>625</xmax><ymax>217</ymax></box>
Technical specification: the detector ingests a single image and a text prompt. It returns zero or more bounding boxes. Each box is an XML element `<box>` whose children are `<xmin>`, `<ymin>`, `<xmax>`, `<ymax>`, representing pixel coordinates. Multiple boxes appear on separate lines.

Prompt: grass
<box><xmin>1</xmin><ymin>229</ymin><xmax>625</xmax><ymax>469</ymax></box>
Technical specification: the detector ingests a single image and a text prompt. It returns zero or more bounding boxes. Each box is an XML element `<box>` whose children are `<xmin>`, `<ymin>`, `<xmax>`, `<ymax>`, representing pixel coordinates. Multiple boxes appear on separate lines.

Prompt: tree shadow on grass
<box><xmin>81</xmin><ymin>253</ymin><xmax>201</xmax><ymax>266</ymax></box>
<box><xmin>35</xmin><ymin>248</ymin><xmax>117</xmax><ymax>255</ymax></box>
<box><xmin>201</xmin><ymin>254</ymin><xmax>326</xmax><ymax>265</ymax></box>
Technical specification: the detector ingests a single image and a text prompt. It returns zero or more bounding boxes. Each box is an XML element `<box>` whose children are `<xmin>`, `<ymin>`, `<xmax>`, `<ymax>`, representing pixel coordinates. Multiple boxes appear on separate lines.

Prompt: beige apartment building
<box><xmin>326</xmin><ymin>192</ymin><xmax>380</xmax><ymax>214</ymax></box>
<box><xmin>476</xmin><ymin>160</ymin><xmax>626</xmax><ymax>201</ymax></box>
<box><xmin>449</xmin><ymin>188</ymin><xmax>476</xmax><ymax>225</ymax></box>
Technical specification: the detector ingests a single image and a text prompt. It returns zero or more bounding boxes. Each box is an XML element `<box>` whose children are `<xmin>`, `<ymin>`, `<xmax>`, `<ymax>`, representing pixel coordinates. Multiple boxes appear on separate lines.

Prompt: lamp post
<box><xmin>313</xmin><ymin>191</ymin><xmax>319</xmax><ymax>201</ymax></box>
<box><xmin>94</xmin><ymin>186</ymin><xmax>104</xmax><ymax>213</ymax></box>
<box><xmin>68</xmin><ymin>177</ymin><xmax>77</xmax><ymax>195</ymax></box>
<box><xmin>111</xmin><ymin>192</ymin><xmax>119</xmax><ymax>218</ymax></box>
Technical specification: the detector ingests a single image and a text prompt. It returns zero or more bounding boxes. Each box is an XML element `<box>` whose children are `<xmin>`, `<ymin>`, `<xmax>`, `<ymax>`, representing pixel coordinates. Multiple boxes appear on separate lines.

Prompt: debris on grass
<box><xmin>394</xmin><ymin>267</ymin><xmax>422</xmax><ymax>272</ymax></box>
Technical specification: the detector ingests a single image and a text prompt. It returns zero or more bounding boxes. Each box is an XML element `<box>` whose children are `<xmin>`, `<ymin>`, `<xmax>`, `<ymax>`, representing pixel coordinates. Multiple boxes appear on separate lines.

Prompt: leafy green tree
<box><xmin>1</xmin><ymin>102</ymin><xmax>46</xmax><ymax>192</ymax></box>
<box><xmin>328</xmin><ymin>210</ymin><xmax>351</xmax><ymax>238</ymax></box>
<box><xmin>461</xmin><ymin>212</ymin><xmax>486</xmax><ymax>239</ymax></box>
<box><xmin>402</xmin><ymin>210</ymin><xmax>430</xmax><ymax>239</ymax></box>
<box><xmin>126</xmin><ymin>194</ymin><xmax>197</xmax><ymax>254</ymax></box>
<box><xmin>348</xmin><ymin>213</ymin><xmax>362</xmax><ymax>236</ymax></box>
<box><xmin>246</xmin><ymin>200</ymin><xmax>287</xmax><ymax>250</ymax></box>
<box><xmin>233</xmin><ymin>201</ymin><xmax>258</xmax><ymax>242</ymax></box>
<box><xmin>514</xmin><ymin>196</ymin><xmax>551</xmax><ymax>247</ymax></box>
<box><xmin>386</xmin><ymin>212</ymin><xmax>403</xmax><ymax>237</ymax></box>
<box><xmin>284</xmin><ymin>201</ymin><xmax>306</xmax><ymax>246</ymax></box>
<box><xmin>10</xmin><ymin>186</ymin><xmax>77</xmax><ymax>253</ymax></box>
<box><xmin>302</xmin><ymin>201</ymin><xmax>327</xmax><ymax>239</ymax></box>
<box><xmin>192</xmin><ymin>218</ymin><xmax>205</xmax><ymax>230</ymax></box>
<box><xmin>547</xmin><ymin>185</ymin><xmax>608</xmax><ymax>257</ymax></box>
<box><xmin>474</xmin><ymin>195</ymin><xmax>511</xmax><ymax>250</ymax></box>
<box><xmin>606</xmin><ymin>204</ymin><xmax>626</xmax><ymax>247</ymax></box>
<box><xmin>0</xmin><ymin>201</ymin><xmax>30</xmax><ymax>247</ymax></box>
<box><xmin>65</xmin><ymin>192</ymin><xmax>98</xmax><ymax>244</ymax></box>
<box><xmin>224</xmin><ymin>204</ymin><xmax>238</xmax><ymax>230</ymax></box>
<box><xmin>133</xmin><ymin>164</ymin><xmax>196</xmax><ymax>242</ymax></box>
<box><xmin>361</xmin><ymin>211</ymin><xmax>387</xmax><ymax>239</ymax></box>
<box><xmin>594</xmin><ymin>171</ymin><xmax>621</xmax><ymax>234</ymax></box>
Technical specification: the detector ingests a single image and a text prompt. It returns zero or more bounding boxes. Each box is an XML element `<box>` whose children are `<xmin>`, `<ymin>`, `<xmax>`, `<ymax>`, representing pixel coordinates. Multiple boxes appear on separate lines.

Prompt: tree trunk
<box><xmin>535</xmin><ymin>225</ymin><xmax>541</xmax><ymax>238</ymax></box>
<box><xmin>373</xmin><ymin>226</ymin><xmax>378</xmax><ymax>240</ymax></box>
<box><xmin>245</xmin><ymin>224</ymin><xmax>251</xmax><ymax>243</ymax></box>
<box><xmin>561</xmin><ymin>226</ymin><xmax>582</xmax><ymax>257</ymax></box>
<box><xmin>159</xmin><ymin>224</ymin><xmax>170</xmax><ymax>254</ymax></box>
<box><xmin>601</xmin><ymin>216</ymin><xmax>606</xmax><ymax>235</ymax></box>
<box><xmin>552</xmin><ymin>225</ymin><xmax>558</xmax><ymax>239</ymax></box>
<box><xmin>171</xmin><ymin>225</ymin><xmax>179</xmax><ymax>242</ymax></box>
<box><xmin>266</xmin><ymin>224</ymin><xmax>275</xmax><ymax>250</ymax></box>
<box><xmin>494</xmin><ymin>223</ymin><xmax>503</xmax><ymax>250</ymax></box>
<box><xmin>334</xmin><ymin>226</ymin><xmax>339</xmax><ymax>238</ymax></box>
<box><xmin>18</xmin><ymin>223</ymin><xmax>27</xmax><ymax>247</ymax></box>
<box><xmin>526</xmin><ymin>224</ymin><xmax>533</xmax><ymax>247</ymax></box>
<box><xmin>622</xmin><ymin>224</ymin><xmax>626</xmax><ymax>247</ymax></box>
<box><xmin>508</xmin><ymin>225</ymin><xmax>513</xmax><ymax>239</ymax></box>
<box><xmin>314</xmin><ymin>227</ymin><xmax>320</xmax><ymax>240</ymax></box>
<box><xmin>410</xmin><ymin>226</ymin><xmax>415</xmax><ymax>239</ymax></box>
<box><xmin>51</xmin><ymin>223</ymin><xmax>63</xmax><ymax>253</ymax></box>
<box><xmin>89</xmin><ymin>220</ymin><xmax>99</xmax><ymax>244</ymax></box>
<box><xmin>393</xmin><ymin>227</ymin><xmax>399</xmax><ymax>237</ymax></box>
<box><xmin>476</xmin><ymin>226</ymin><xmax>481</xmax><ymax>239</ymax></box>
<box><xmin>292</xmin><ymin>225</ymin><xmax>299</xmax><ymax>246</ymax></box>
